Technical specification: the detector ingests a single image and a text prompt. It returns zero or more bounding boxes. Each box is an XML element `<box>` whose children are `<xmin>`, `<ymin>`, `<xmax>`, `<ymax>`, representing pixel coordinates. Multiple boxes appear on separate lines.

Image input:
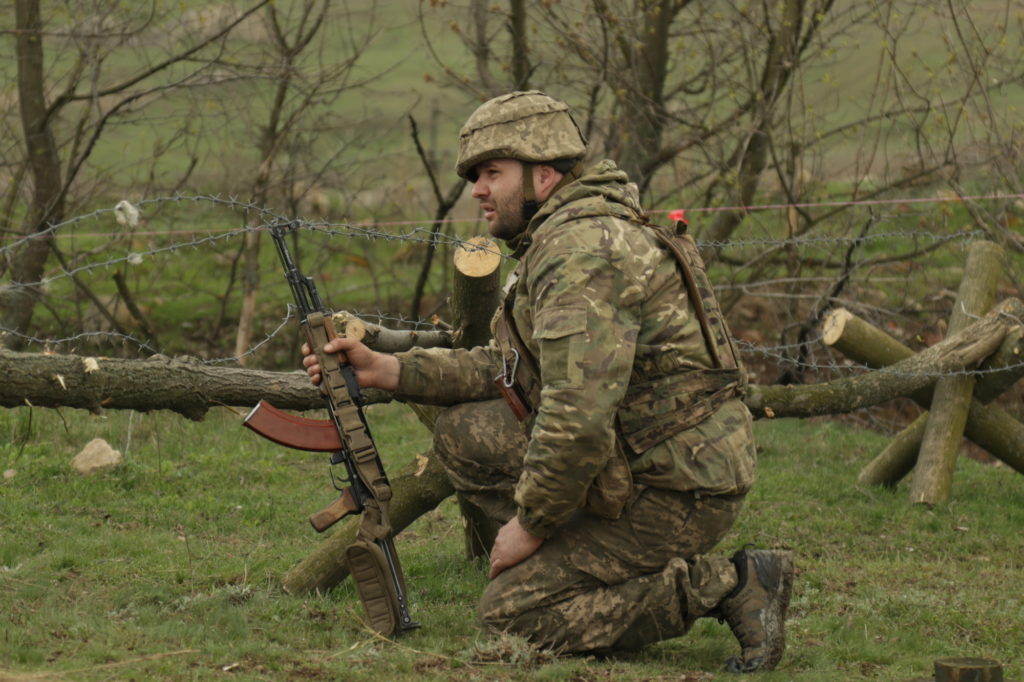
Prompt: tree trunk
<box><xmin>3</xmin><ymin>0</ymin><xmax>65</xmax><ymax>348</ymax></box>
<box><xmin>611</xmin><ymin>0</ymin><xmax>674</xmax><ymax>193</ymax></box>
<box><xmin>910</xmin><ymin>241</ymin><xmax>1003</xmax><ymax>505</ymax></box>
<box><xmin>508</xmin><ymin>0</ymin><xmax>530</xmax><ymax>90</ymax></box>
<box><xmin>859</xmin><ymin>417</ymin><xmax>926</xmax><ymax>486</ymax></box>
<box><xmin>450</xmin><ymin>236</ymin><xmax>503</xmax><ymax>558</ymax></box>
<box><xmin>743</xmin><ymin>300</ymin><xmax>1015</xmax><ymax>418</ymax></box>
<box><xmin>281</xmin><ymin>449</ymin><xmax>454</xmax><ymax>594</ymax></box>
<box><xmin>0</xmin><ymin>348</ymin><xmax>335</xmax><ymax>420</ymax></box>
<box><xmin>701</xmin><ymin>0</ymin><xmax>805</xmax><ymax>256</ymax></box>
<box><xmin>234</xmin><ymin>229</ymin><xmax>262</xmax><ymax>364</ymax></box>
<box><xmin>0</xmin><ymin>311</ymin><xmax>454</xmax><ymax>419</ymax></box>
<box><xmin>450</xmin><ymin>236</ymin><xmax>502</xmax><ymax>348</ymax></box>
<box><xmin>821</xmin><ymin>301</ymin><xmax>1024</xmax><ymax>484</ymax></box>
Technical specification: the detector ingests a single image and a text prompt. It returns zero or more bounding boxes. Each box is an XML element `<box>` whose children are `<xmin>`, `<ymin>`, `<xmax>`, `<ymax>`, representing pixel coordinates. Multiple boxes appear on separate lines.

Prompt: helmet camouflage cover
<box><xmin>456</xmin><ymin>90</ymin><xmax>587</xmax><ymax>180</ymax></box>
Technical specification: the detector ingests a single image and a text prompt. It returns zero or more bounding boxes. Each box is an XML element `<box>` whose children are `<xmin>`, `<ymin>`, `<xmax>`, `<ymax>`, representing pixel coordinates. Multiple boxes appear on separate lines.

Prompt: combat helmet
<box><xmin>455</xmin><ymin>91</ymin><xmax>587</xmax><ymax>181</ymax></box>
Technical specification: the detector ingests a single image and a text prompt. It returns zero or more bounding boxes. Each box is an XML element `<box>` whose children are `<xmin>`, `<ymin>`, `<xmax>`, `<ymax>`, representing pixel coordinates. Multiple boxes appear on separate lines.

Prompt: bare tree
<box><xmin>231</xmin><ymin>0</ymin><xmax>380</xmax><ymax>363</ymax></box>
<box><xmin>1</xmin><ymin>0</ymin><xmax>271</xmax><ymax>349</ymax></box>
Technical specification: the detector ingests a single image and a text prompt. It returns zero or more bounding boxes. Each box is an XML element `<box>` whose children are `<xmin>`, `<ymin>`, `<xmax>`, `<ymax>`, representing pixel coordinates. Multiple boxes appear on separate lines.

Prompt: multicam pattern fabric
<box><xmin>395</xmin><ymin>159</ymin><xmax>756</xmax><ymax>539</ymax></box>
<box><xmin>431</xmin><ymin>398</ymin><xmax>743</xmax><ymax>653</ymax></box>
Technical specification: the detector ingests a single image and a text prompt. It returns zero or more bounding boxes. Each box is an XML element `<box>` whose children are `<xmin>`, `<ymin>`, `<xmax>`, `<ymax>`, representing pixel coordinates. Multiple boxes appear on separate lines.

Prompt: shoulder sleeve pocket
<box><xmin>533</xmin><ymin>305</ymin><xmax>587</xmax><ymax>340</ymax></box>
<box><xmin>532</xmin><ymin>305</ymin><xmax>587</xmax><ymax>386</ymax></box>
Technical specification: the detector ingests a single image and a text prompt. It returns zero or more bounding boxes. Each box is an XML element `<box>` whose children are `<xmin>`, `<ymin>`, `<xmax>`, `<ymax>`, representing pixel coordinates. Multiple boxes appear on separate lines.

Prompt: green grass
<box><xmin>2</xmin><ymin>405</ymin><xmax>1022</xmax><ymax>681</ymax></box>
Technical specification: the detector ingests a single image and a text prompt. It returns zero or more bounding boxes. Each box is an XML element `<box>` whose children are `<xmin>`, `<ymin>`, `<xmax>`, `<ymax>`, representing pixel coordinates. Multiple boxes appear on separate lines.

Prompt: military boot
<box><xmin>716</xmin><ymin>549</ymin><xmax>794</xmax><ymax>673</ymax></box>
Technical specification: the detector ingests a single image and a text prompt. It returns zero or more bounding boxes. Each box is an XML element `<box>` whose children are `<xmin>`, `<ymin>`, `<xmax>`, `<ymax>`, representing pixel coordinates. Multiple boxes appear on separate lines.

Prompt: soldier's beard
<box><xmin>487</xmin><ymin>183</ymin><xmax>529</xmax><ymax>242</ymax></box>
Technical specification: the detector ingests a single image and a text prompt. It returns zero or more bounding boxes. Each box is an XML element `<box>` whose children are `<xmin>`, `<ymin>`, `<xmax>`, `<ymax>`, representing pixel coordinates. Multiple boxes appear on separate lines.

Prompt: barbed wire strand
<box><xmin>0</xmin><ymin>194</ymin><xmax>1020</xmax><ymax>380</ymax></box>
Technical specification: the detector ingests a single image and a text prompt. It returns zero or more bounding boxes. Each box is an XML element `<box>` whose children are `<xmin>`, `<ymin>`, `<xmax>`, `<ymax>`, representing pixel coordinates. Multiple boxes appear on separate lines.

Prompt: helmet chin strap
<box><xmin>521</xmin><ymin>163</ymin><xmax>540</xmax><ymax>224</ymax></box>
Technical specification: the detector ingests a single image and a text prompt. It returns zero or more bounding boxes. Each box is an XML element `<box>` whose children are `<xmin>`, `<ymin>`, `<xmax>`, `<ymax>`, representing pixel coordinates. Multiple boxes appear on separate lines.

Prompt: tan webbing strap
<box><xmin>649</xmin><ymin>226</ymin><xmax>743</xmax><ymax>373</ymax></box>
<box><xmin>307</xmin><ymin>312</ymin><xmax>407</xmax><ymax>634</ymax></box>
<box><xmin>308</xmin><ymin>311</ymin><xmax>394</xmax><ymax>540</ymax></box>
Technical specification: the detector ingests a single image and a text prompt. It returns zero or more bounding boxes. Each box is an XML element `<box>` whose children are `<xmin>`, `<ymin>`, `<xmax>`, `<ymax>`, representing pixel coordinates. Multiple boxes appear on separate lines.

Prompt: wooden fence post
<box><xmin>821</xmin><ymin>301</ymin><xmax>1024</xmax><ymax>486</ymax></box>
<box><xmin>910</xmin><ymin>241</ymin><xmax>1004</xmax><ymax>505</ymax></box>
<box><xmin>450</xmin><ymin>236</ymin><xmax>503</xmax><ymax>559</ymax></box>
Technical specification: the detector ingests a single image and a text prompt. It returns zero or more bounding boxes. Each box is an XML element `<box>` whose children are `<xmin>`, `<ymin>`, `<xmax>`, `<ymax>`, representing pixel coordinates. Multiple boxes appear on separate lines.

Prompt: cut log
<box><xmin>450</xmin><ymin>235</ymin><xmax>503</xmax><ymax>558</ymax></box>
<box><xmin>858</xmin><ymin>416</ymin><xmax>926</xmax><ymax>486</ymax></box>
<box><xmin>744</xmin><ymin>301</ymin><xmax>1014</xmax><ymax>418</ymax></box>
<box><xmin>451</xmin><ymin>236</ymin><xmax>502</xmax><ymax>351</ymax></box>
<box><xmin>281</xmin><ymin>449</ymin><xmax>455</xmax><ymax>595</ymax></box>
<box><xmin>934</xmin><ymin>656</ymin><xmax>1003</xmax><ymax>682</ymax></box>
<box><xmin>330</xmin><ymin>311</ymin><xmax>452</xmax><ymax>353</ymax></box>
<box><xmin>820</xmin><ymin>300</ymin><xmax>1024</xmax><ymax>484</ymax></box>
<box><xmin>911</xmin><ymin>241</ymin><xmax>1004</xmax><ymax>504</ymax></box>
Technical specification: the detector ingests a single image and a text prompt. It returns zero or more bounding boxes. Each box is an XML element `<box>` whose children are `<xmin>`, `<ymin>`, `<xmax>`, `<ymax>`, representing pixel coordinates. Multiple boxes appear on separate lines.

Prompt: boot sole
<box><xmin>756</xmin><ymin>549</ymin><xmax>794</xmax><ymax>671</ymax></box>
<box><xmin>724</xmin><ymin>549</ymin><xmax>794</xmax><ymax>673</ymax></box>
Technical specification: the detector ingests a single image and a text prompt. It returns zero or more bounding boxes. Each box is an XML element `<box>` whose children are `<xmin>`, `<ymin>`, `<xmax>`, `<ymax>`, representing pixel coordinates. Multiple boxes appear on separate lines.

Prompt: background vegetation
<box><xmin>1</xmin><ymin>0</ymin><xmax>1023</xmax><ymax>679</ymax></box>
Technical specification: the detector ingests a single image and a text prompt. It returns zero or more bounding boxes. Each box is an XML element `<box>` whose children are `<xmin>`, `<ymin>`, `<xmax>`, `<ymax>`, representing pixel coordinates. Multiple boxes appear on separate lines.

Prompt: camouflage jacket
<box><xmin>395</xmin><ymin>160</ymin><xmax>755</xmax><ymax>538</ymax></box>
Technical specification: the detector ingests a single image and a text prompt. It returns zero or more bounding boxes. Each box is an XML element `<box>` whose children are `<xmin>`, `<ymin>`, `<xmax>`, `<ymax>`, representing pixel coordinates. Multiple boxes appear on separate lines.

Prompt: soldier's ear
<box><xmin>534</xmin><ymin>164</ymin><xmax>564</xmax><ymax>202</ymax></box>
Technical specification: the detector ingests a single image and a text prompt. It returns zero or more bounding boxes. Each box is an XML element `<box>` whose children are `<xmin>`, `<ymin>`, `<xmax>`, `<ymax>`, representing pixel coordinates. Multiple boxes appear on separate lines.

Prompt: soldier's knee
<box><xmin>431</xmin><ymin>406</ymin><xmax>462</xmax><ymax>469</ymax></box>
<box><xmin>478</xmin><ymin>594</ymin><xmax>569</xmax><ymax>651</ymax></box>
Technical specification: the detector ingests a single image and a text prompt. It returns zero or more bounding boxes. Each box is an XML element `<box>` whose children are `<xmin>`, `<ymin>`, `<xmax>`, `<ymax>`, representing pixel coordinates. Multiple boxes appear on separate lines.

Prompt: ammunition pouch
<box><xmin>617</xmin><ymin>370</ymin><xmax>742</xmax><ymax>453</ymax></box>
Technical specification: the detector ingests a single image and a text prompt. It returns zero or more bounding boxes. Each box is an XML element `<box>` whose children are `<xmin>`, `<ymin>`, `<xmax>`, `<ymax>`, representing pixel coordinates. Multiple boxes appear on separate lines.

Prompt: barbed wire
<box><xmin>0</xmin><ymin>207</ymin><xmax>990</xmax><ymax>294</ymax></box>
<box><xmin>1</xmin><ymin>193</ymin><xmax>1021</xmax><ymax>383</ymax></box>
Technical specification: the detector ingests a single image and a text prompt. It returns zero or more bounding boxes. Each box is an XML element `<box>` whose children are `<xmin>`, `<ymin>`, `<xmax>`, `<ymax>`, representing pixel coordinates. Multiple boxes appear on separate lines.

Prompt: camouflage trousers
<box><xmin>433</xmin><ymin>399</ymin><xmax>744</xmax><ymax>653</ymax></box>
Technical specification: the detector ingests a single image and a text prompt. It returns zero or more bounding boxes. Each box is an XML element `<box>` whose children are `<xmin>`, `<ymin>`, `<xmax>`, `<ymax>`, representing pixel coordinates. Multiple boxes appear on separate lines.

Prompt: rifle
<box><xmin>243</xmin><ymin>222</ymin><xmax>419</xmax><ymax>636</ymax></box>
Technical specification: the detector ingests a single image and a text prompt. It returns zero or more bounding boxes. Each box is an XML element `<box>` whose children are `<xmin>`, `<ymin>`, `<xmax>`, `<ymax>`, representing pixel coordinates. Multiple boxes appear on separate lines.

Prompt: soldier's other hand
<box><xmin>489</xmin><ymin>516</ymin><xmax>544</xmax><ymax>579</ymax></box>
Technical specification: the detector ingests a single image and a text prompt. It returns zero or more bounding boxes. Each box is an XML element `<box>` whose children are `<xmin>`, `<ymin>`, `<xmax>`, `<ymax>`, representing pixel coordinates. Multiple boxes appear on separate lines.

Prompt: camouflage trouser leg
<box><xmin>479</xmin><ymin>487</ymin><xmax>743</xmax><ymax>652</ymax></box>
<box><xmin>433</xmin><ymin>399</ymin><xmax>745</xmax><ymax>653</ymax></box>
<box><xmin>432</xmin><ymin>399</ymin><xmax>528</xmax><ymax>525</ymax></box>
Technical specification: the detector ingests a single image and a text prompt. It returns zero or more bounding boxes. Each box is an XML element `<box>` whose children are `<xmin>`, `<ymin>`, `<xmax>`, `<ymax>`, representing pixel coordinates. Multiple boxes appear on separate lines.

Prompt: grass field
<box><xmin>2</xmin><ymin>3</ymin><xmax>1023</xmax><ymax>680</ymax></box>
<box><xmin>1</xmin><ymin>402</ymin><xmax>1021</xmax><ymax>681</ymax></box>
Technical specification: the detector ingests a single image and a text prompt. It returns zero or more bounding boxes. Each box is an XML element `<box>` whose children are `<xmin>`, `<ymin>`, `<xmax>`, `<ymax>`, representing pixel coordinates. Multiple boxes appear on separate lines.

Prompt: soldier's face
<box><xmin>470</xmin><ymin>159</ymin><xmax>527</xmax><ymax>241</ymax></box>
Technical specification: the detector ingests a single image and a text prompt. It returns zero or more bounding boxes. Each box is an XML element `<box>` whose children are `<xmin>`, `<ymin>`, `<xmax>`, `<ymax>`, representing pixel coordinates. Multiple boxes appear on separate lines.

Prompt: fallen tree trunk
<box><xmin>820</xmin><ymin>300</ymin><xmax>1024</xmax><ymax>484</ymax></box>
<box><xmin>743</xmin><ymin>301</ymin><xmax>1014</xmax><ymax>418</ymax></box>
<box><xmin>0</xmin><ymin>310</ymin><xmax>449</xmax><ymax>419</ymax></box>
<box><xmin>0</xmin><ymin>349</ymin><xmax>331</xmax><ymax>419</ymax></box>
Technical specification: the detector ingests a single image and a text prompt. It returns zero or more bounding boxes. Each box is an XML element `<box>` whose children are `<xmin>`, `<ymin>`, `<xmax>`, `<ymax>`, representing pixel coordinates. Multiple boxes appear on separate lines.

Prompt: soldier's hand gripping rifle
<box><xmin>243</xmin><ymin>222</ymin><xmax>418</xmax><ymax>636</ymax></box>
